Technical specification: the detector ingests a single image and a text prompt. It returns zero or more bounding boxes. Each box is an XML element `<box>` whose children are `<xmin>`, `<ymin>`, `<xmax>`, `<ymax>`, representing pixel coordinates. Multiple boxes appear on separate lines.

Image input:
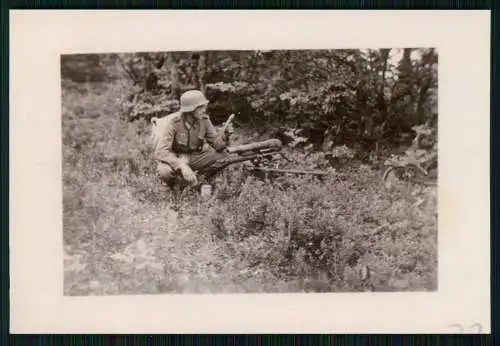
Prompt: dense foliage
<box><xmin>61</xmin><ymin>49</ymin><xmax>438</xmax><ymax>294</ymax></box>
<box><xmin>62</xmin><ymin>49</ymin><xmax>437</xmax><ymax>156</ymax></box>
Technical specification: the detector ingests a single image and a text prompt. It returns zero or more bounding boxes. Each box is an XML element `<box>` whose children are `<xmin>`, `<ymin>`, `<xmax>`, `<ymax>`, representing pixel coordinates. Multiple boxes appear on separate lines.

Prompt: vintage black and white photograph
<box><xmin>11</xmin><ymin>9</ymin><xmax>492</xmax><ymax>333</ymax></box>
<box><xmin>61</xmin><ymin>48</ymin><xmax>438</xmax><ymax>295</ymax></box>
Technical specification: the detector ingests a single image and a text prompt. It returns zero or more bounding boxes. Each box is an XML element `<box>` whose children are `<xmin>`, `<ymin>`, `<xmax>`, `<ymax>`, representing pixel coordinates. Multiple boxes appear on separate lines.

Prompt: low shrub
<box><xmin>202</xmin><ymin>164</ymin><xmax>437</xmax><ymax>292</ymax></box>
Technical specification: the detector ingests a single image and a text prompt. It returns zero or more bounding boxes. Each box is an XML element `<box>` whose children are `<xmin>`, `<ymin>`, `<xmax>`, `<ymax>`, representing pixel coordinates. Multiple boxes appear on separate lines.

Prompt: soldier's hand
<box><xmin>180</xmin><ymin>165</ymin><xmax>198</xmax><ymax>185</ymax></box>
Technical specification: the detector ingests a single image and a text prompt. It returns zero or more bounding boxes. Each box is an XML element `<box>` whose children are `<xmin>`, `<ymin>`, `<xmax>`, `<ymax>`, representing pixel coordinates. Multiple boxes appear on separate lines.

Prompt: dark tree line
<box><xmin>61</xmin><ymin>48</ymin><xmax>437</xmax><ymax>158</ymax></box>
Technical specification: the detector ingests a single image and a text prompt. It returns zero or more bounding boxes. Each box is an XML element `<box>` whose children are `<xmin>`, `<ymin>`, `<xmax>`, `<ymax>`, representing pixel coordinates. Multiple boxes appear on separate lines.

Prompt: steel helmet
<box><xmin>179</xmin><ymin>89</ymin><xmax>209</xmax><ymax>113</ymax></box>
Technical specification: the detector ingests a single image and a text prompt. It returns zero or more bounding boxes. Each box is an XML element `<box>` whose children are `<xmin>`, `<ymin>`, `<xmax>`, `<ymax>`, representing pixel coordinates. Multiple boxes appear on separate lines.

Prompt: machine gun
<box><xmin>198</xmin><ymin>138</ymin><xmax>333</xmax><ymax>181</ymax></box>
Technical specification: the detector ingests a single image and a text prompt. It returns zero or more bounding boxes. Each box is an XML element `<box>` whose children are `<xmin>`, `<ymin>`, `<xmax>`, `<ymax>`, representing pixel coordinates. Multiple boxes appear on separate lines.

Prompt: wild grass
<box><xmin>63</xmin><ymin>80</ymin><xmax>438</xmax><ymax>295</ymax></box>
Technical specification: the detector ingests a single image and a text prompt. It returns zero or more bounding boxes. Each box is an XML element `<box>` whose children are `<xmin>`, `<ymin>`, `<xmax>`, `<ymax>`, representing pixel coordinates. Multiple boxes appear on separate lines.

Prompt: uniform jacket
<box><xmin>152</xmin><ymin>111</ymin><xmax>228</xmax><ymax>169</ymax></box>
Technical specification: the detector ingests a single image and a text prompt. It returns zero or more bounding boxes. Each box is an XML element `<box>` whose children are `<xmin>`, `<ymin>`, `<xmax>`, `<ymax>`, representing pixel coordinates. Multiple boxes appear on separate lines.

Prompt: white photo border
<box><xmin>9</xmin><ymin>10</ymin><xmax>491</xmax><ymax>334</ymax></box>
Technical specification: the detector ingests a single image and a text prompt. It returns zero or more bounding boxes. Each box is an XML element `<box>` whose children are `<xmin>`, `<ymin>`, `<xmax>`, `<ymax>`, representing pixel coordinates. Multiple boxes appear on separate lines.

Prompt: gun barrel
<box><xmin>227</xmin><ymin>139</ymin><xmax>282</xmax><ymax>154</ymax></box>
<box><xmin>251</xmin><ymin>167</ymin><xmax>332</xmax><ymax>176</ymax></box>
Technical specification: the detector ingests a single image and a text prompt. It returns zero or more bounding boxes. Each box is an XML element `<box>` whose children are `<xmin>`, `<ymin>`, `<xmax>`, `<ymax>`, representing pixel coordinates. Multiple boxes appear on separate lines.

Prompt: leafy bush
<box><xmin>62</xmin><ymin>49</ymin><xmax>438</xmax><ymax>158</ymax></box>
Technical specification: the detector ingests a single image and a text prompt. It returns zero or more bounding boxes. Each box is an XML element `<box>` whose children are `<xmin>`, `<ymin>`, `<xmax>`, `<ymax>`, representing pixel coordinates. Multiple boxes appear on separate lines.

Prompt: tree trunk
<box><xmin>416</xmin><ymin>77</ymin><xmax>430</xmax><ymax>123</ymax></box>
<box><xmin>167</xmin><ymin>53</ymin><xmax>181</xmax><ymax>98</ymax></box>
<box><xmin>375</xmin><ymin>49</ymin><xmax>390</xmax><ymax>143</ymax></box>
<box><xmin>197</xmin><ymin>52</ymin><xmax>207</xmax><ymax>94</ymax></box>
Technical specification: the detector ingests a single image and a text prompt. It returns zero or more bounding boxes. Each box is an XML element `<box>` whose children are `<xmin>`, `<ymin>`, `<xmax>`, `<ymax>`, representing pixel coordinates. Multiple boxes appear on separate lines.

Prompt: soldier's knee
<box><xmin>157</xmin><ymin>163</ymin><xmax>173</xmax><ymax>181</ymax></box>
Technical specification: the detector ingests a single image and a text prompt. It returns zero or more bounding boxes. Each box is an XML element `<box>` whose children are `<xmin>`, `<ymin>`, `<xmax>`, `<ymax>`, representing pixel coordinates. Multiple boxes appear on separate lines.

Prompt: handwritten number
<box><xmin>469</xmin><ymin>323</ymin><xmax>482</xmax><ymax>333</ymax></box>
<box><xmin>448</xmin><ymin>323</ymin><xmax>483</xmax><ymax>333</ymax></box>
<box><xmin>449</xmin><ymin>324</ymin><xmax>464</xmax><ymax>333</ymax></box>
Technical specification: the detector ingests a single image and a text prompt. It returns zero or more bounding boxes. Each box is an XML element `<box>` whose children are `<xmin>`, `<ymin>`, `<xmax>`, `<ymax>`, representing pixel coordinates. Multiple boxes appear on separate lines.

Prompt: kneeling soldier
<box><xmin>152</xmin><ymin>89</ymin><xmax>233</xmax><ymax>187</ymax></box>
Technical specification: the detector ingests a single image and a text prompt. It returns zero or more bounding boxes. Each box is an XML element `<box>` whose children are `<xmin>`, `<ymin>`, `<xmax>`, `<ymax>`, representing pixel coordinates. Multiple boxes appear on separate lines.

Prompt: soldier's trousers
<box><xmin>157</xmin><ymin>149</ymin><xmax>228</xmax><ymax>184</ymax></box>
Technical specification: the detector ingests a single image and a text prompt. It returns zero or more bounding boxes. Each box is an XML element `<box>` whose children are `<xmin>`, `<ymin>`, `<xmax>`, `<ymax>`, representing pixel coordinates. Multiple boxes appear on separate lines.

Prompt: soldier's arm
<box><xmin>154</xmin><ymin>118</ymin><xmax>185</xmax><ymax>170</ymax></box>
<box><xmin>204</xmin><ymin>118</ymin><xmax>229</xmax><ymax>151</ymax></box>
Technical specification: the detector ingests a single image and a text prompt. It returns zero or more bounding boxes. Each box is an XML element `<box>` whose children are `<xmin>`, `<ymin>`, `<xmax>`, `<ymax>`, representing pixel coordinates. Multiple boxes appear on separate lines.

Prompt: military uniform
<box><xmin>153</xmin><ymin>111</ymin><xmax>229</xmax><ymax>182</ymax></box>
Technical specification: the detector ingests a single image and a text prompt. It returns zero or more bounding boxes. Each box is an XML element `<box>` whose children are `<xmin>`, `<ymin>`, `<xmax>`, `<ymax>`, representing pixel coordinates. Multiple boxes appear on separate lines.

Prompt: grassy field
<box><xmin>62</xmin><ymin>80</ymin><xmax>438</xmax><ymax>295</ymax></box>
